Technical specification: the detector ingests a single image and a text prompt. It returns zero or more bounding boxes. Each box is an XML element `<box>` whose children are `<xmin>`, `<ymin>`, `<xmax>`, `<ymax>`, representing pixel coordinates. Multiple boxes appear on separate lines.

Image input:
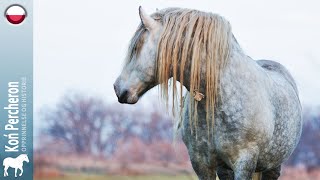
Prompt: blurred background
<box><xmin>34</xmin><ymin>0</ymin><xmax>320</xmax><ymax>179</ymax></box>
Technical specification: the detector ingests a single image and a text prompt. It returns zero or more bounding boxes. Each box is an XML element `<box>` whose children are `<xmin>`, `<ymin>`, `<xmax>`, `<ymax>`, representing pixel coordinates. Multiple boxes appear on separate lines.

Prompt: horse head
<box><xmin>19</xmin><ymin>154</ymin><xmax>29</xmax><ymax>163</ymax></box>
<box><xmin>114</xmin><ymin>7</ymin><xmax>163</xmax><ymax>104</ymax></box>
<box><xmin>114</xmin><ymin>7</ymin><xmax>233</xmax><ymax>125</ymax></box>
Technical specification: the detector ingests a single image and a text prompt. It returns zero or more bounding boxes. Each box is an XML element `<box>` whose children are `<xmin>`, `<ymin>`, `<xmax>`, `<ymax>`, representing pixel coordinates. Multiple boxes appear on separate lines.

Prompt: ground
<box><xmin>35</xmin><ymin>174</ymin><xmax>197</xmax><ymax>180</ymax></box>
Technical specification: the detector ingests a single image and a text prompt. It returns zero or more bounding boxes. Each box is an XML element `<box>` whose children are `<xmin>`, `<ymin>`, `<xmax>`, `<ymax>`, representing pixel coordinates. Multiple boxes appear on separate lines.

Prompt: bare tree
<box><xmin>39</xmin><ymin>93</ymin><xmax>189</xmax><ymax>164</ymax></box>
<box><xmin>40</xmin><ymin>93</ymin><xmax>146</xmax><ymax>156</ymax></box>
<box><xmin>42</xmin><ymin>94</ymin><xmax>111</xmax><ymax>155</ymax></box>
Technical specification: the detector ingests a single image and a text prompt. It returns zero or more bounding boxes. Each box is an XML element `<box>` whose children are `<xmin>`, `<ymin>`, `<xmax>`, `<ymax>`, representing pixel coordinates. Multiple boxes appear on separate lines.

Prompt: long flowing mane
<box><xmin>126</xmin><ymin>8</ymin><xmax>234</xmax><ymax>136</ymax></box>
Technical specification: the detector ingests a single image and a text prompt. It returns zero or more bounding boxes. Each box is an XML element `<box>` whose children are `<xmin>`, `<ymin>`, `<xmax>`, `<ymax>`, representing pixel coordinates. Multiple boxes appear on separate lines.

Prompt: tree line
<box><xmin>37</xmin><ymin>93</ymin><xmax>320</xmax><ymax>169</ymax></box>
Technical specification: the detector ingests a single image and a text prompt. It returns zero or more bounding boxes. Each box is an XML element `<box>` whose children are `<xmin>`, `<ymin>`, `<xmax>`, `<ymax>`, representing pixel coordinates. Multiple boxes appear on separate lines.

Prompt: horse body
<box><xmin>180</xmin><ymin>53</ymin><xmax>302</xmax><ymax>179</ymax></box>
<box><xmin>114</xmin><ymin>7</ymin><xmax>302</xmax><ymax>180</ymax></box>
<box><xmin>3</xmin><ymin>154</ymin><xmax>29</xmax><ymax>177</ymax></box>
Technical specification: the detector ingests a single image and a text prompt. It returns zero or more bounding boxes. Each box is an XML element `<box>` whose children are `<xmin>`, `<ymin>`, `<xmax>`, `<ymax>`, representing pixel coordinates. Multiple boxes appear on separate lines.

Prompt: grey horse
<box><xmin>113</xmin><ymin>7</ymin><xmax>302</xmax><ymax>180</ymax></box>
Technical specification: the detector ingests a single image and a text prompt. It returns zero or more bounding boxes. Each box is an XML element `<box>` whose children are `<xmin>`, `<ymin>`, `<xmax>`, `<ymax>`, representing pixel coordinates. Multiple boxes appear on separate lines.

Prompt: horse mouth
<box><xmin>118</xmin><ymin>94</ymin><xmax>139</xmax><ymax>104</ymax></box>
<box><xmin>118</xmin><ymin>98</ymin><xmax>138</xmax><ymax>104</ymax></box>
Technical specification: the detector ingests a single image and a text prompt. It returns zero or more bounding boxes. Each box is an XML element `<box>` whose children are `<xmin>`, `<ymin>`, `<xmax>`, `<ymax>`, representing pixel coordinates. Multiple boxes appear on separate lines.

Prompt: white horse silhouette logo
<box><xmin>3</xmin><ymin>154</ymin><xmax>29</xmax><ymax>177</ymax></box>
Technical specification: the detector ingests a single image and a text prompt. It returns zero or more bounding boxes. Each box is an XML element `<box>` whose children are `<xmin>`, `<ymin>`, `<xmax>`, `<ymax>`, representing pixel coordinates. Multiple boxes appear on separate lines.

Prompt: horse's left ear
<box><xmin>139</xmin><ymin>6</ymin><xmax>157</xmax><ymax>30</ymax></box>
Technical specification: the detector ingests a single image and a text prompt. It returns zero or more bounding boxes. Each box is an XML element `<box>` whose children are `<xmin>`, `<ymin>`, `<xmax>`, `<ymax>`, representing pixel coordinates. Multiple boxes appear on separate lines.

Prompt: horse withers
<box><xmin>113</xmin><ymin>7</ymin><xmax>302</xmax><ymax>180</ymax></box>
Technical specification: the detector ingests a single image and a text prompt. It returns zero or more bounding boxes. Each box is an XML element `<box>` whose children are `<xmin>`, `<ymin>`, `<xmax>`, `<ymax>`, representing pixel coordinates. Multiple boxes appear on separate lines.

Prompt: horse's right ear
<box><xmin>139</xmin><ymin>6</ymin><xmax>157</xmax><ymax>30</ymax></box>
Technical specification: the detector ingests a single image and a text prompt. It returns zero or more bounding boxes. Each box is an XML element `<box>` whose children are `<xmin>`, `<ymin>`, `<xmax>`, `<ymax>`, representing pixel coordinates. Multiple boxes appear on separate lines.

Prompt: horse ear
<box><xmin>139</xmin><ymin>6</ymin><xmax>157</xmax><ymax>30</ymax></box>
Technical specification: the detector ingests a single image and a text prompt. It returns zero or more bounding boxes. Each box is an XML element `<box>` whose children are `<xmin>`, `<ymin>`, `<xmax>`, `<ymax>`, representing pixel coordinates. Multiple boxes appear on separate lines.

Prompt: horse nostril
<box><xmin>118</xmin><ymin>90</ymin><xmax>129</xmax><ymax>103</ymax></box>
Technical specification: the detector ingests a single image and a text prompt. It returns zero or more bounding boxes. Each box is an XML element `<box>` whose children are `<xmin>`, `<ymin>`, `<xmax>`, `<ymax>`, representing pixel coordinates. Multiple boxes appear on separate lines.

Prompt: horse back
<box><xmin>3</xmin><ymin>157</ymin><xmax>12</xmax><ymax>166</ymax></box>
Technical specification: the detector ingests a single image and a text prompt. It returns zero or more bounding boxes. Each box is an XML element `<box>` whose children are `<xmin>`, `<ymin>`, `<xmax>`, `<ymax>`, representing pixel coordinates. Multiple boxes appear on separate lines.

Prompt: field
<box><xmin>35</xmin><ymin>174</ymin><xmax>196</xmax><ymax>180</ymax></box>
<box><xmin>34</xmin><ymin>170</ymin><xmax>320</xmax><ymax>180</ymax></box>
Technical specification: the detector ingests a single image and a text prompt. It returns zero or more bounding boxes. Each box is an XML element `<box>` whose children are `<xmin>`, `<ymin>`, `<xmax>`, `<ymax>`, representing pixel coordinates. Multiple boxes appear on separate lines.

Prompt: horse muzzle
<box><xmin>113</xmin><ymin>83</ymin><xmax>139</xmax><ymax>104</ymax></box>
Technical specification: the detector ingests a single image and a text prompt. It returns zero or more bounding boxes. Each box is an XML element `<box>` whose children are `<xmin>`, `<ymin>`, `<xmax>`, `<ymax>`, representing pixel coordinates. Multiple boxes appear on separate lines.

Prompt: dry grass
<box><xmin>35</xmin><ymin>174</ymin><xmax>197</xmax><ymax>180</ymax></box>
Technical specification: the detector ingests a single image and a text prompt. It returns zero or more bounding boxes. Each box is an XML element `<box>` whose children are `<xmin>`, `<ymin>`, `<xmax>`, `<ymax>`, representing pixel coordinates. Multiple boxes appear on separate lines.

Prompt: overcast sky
<box><xmin>34</xmin><ymin>0</ymin><xmax>320</xmax><ymax>116</ymax></box>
